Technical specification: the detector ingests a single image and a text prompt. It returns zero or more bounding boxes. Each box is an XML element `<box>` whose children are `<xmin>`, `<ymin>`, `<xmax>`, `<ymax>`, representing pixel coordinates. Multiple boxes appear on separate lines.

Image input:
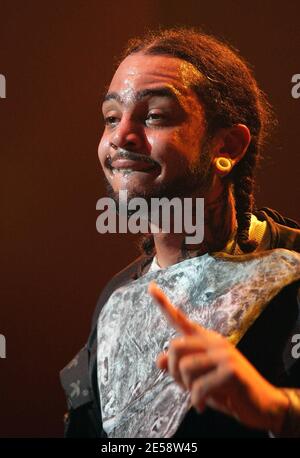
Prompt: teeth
<box><xmin>112</xmin><ymin>168</ymin><xmax>134</xmax><ymax>175</ymax></box>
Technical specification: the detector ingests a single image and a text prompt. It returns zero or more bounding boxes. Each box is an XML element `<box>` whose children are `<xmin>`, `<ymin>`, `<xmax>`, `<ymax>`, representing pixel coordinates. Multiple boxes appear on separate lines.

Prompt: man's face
<box><xmin>98</xmin><ymin>53</ymin><xmax>212</xmax><ymax>202</ymax></box>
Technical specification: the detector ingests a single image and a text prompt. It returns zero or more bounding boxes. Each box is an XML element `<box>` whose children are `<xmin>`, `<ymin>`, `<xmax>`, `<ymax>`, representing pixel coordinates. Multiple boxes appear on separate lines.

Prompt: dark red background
<box><xmin>0</xmin><ymin>0</ymin><xmax>299</xmax><ymax>437</ymax></box>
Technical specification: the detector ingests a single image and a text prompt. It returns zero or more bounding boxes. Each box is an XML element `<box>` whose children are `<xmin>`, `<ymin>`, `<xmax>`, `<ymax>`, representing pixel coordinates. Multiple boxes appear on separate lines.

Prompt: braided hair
<box><xmin>121</xmin><ymin>27</ymin><xmax>275</xmax><ymax>257</ymax></box>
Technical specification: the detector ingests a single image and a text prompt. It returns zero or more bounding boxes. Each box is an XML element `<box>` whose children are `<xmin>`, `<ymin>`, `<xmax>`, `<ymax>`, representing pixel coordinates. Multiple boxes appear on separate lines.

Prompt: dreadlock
<box><xmin>121</xmin><ymin>27</ymin><xmax>275</xmax><ymax>256</ymax></box>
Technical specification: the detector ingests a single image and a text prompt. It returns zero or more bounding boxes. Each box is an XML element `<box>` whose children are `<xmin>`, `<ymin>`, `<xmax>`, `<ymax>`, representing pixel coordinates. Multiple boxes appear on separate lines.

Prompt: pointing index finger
<box><xmin>148</xmin><ymin>281</ymin><xmax>205</xmax><ymax>336</ymax></box>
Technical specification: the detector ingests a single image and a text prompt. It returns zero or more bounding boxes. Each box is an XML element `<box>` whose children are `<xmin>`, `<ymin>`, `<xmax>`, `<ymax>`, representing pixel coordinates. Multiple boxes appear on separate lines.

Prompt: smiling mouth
<box><xmin>108</xmin><ymin>158</ymin><xmax>160</xmax><ymax>176</ymax></box>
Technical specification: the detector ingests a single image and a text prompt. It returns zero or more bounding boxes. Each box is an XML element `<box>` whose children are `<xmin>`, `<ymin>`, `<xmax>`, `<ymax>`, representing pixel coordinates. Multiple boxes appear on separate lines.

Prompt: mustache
<box><xmin>106</xmin><ymin>148</ymin><xmax>159</xmax><ymax>168</ymax></box>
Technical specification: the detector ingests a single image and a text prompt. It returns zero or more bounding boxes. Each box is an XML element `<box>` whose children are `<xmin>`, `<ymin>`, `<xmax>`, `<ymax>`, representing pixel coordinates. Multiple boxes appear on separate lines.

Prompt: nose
<box><xmin>110</xmin><ymin>115</ymin><xmax>144</xmax><ymax>152</ymax></box>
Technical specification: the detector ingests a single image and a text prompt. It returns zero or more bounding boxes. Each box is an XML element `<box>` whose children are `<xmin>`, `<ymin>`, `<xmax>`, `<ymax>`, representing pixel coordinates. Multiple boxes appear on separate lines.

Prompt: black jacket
<box><xmin>60</xmin><ymin>208</ymin><xmax>300</xmax><ymax>437</ymax></box>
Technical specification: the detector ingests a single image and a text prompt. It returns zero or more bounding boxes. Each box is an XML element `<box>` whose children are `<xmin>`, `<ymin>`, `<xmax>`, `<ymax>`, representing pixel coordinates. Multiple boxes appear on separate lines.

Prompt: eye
<box><xmin>145</xmin><ymin>112</ymin><xmax>166</xmax><ymax>125</ymax></box>
<box><xmin>104</xmin><ymin>115</ymin><xmax>119</xmax><ymax>127</ymax></box>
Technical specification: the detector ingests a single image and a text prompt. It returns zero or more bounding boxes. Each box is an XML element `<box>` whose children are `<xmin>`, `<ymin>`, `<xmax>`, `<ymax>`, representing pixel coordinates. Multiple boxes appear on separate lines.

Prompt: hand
<box><xmin>148</xmin><ymin>281</ymin><xmax>289</xmax><ymax>434</ymax></box>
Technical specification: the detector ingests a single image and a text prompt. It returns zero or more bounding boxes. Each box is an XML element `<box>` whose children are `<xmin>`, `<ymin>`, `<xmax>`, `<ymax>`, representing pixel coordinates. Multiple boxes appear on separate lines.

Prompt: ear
<box><xmin>213</xmin><ymin>124</ymin><xmax>251</xmax><ymax>165</ymax></box>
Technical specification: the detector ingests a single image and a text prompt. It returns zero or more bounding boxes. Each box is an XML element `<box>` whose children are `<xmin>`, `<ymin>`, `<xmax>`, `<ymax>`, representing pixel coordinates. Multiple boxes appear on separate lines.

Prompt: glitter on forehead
<box><xmin>107</xmin><ymin>54</ymin><xmax>205</xmax><ymax>107</ymax></box>
<box><xmin>118</xmin><ymin>78</ymin><xmax>137</xmax><ymax>105</ymax></box>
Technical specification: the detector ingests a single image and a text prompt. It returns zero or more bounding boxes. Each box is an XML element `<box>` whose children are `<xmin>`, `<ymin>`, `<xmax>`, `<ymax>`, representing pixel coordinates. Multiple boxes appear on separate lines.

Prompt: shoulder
<box><xmin>255</xmin><ymin>207</ymin><xmax>300</xmax><ymax>253</ymax></box>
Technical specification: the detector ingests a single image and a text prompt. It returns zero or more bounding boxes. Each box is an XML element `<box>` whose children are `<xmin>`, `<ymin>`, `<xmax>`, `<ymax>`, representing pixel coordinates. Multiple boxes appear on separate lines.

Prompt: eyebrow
<box><xmin>102</xmin><ymin>87</ymin><xmax>179</xmax><ymax>105</ymax></box>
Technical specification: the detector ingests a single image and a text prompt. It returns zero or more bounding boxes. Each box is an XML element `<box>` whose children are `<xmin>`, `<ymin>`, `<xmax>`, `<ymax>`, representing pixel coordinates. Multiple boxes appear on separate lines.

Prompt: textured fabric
<box><xmin>59</xmin><ymin>208</ymin><xmax>300</xmax><ymax>438</ymax></box>
<box><xmin>97</xmin><ymin>249</ymin><xmax>300</xmax><ymax>438</ymax></box>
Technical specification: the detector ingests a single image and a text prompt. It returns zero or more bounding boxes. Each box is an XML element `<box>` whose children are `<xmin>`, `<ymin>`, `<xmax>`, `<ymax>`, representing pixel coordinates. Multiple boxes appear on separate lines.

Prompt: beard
<box><xmin>104</xmin><ymin>141</ymin><xmax>213</xmax><ymax>212</ymax></box>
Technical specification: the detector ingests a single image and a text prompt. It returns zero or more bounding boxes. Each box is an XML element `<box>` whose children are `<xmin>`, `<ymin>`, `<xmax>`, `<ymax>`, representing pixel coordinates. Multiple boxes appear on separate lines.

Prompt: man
<box><xmin>60</xmin><ymin>28</ymin><xmax>300</xmax><ymax>438</ymax></box>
